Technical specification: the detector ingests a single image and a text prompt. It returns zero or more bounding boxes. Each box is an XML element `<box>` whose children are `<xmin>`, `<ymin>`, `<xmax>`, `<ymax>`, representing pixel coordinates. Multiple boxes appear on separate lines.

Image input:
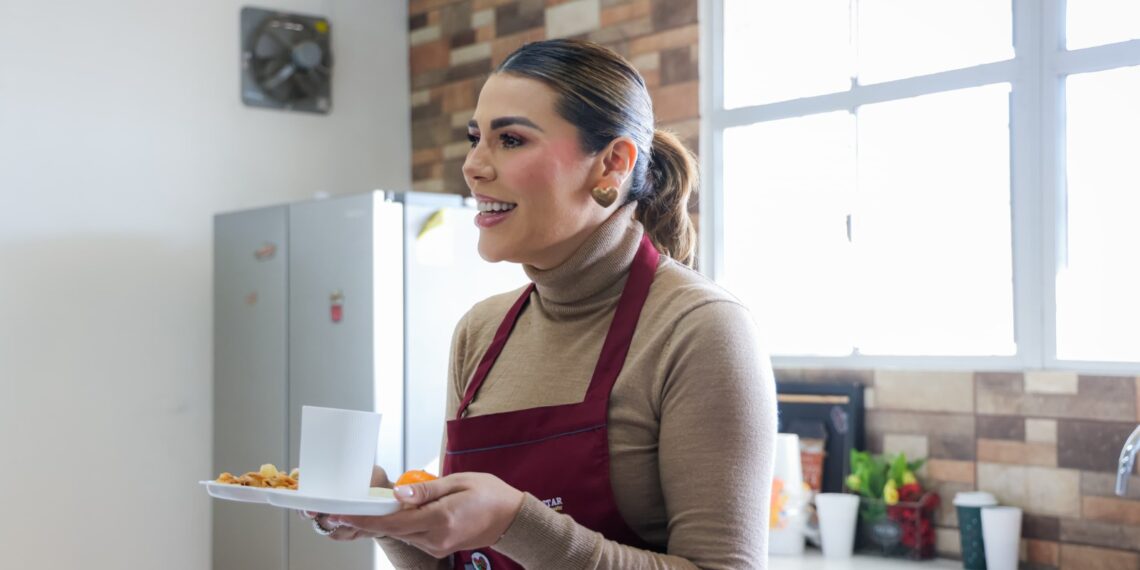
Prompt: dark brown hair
<box><xmin>497</xmin><ymin>39</ymin><xmax>698</xmax><ymax>267</ymax></box>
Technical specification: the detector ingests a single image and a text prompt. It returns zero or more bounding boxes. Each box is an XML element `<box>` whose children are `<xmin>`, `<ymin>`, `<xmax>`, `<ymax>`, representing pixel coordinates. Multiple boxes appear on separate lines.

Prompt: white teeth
<box><xmin>477</xmin><ymin>201</ymin><xmax>517</xmax><ymax>213</ymax></box>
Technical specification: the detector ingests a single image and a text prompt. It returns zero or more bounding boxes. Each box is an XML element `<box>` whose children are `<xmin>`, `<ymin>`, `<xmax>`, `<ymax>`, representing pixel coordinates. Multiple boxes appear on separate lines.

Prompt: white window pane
<box><xmin>1067</xmin><ymin>0</ymin><xmax>1140</xmax><ymax>50</ymax></box>
<box><xmin>723</xmin><ymin>0</ymin><xmax>853</xmax><ymax>108</ymax></box>
<box><xmin>857</xmin><ymin>0</ymin><xmax>1013</xmax><ymax>84</ymax></box>
<box><xmin>855</xmin><ymin>84</ymin><xmax>1014</xmax><ymax>355</ymax></box>
<box><xmin>722</xmin><ymin>113</ymin><xmax>857</xmax><ymax>355</ymax></box>
<box><xmin>1057</xmin><ymin>68</ymin><xmax>1140</xmax><ymax>362</ymax></box>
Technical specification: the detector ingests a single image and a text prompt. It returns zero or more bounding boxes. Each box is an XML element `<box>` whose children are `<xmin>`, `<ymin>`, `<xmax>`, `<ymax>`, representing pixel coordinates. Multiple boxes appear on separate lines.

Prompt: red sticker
<box><xmin>330</xmin><ymin>291</ymin><xmax>344</xmax><ymax>323</ymax></box>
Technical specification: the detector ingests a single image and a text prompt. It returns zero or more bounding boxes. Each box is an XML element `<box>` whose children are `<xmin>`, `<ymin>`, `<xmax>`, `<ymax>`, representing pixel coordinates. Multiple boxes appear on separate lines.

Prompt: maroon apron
<box><xmin>442</xmin><ymin>235</ymin><xmax>661</xmax><ymax>570</ymax></box>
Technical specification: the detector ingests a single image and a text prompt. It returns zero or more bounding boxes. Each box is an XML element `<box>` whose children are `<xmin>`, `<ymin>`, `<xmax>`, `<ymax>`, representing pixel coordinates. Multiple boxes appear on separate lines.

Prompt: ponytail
<box><xmin>637</xmin><ymin>129</ymin><xmax>698</xmax><ymax>267</ymax></box>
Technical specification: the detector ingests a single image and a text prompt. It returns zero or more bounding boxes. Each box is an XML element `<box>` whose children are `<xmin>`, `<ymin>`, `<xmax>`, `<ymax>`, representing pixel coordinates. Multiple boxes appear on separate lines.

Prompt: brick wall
<box><xmin>407</xmin><ymin>0</ymin><xmax>699</xmax><ymax>195</ymax></box>
<box><xmin>779</xmin><ymin>368</ymin><xmax>1140</xmax><ymax>568</ymax></box>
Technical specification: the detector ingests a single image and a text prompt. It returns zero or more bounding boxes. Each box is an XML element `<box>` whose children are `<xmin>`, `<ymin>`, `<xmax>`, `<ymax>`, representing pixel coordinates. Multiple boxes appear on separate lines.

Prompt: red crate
<box><xmin>855</xmin><ymin>492</ymin><xmax>940</xmax><ymax>560</ymax></box>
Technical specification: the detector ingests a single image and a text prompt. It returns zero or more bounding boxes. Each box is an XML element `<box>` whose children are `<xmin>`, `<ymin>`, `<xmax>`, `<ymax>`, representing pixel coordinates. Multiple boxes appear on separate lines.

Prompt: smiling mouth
<box><xmin>476</xmin><ymin>200</ymin><xmax>518</xmax><ymax>214</ymax></box>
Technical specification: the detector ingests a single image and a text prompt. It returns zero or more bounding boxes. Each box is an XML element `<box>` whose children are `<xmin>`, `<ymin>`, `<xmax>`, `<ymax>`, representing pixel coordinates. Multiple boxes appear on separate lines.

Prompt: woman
<box><xmin>310</xmin><ymin>39</ymin><xmax>777</xmax><ymax>569</ymax></box>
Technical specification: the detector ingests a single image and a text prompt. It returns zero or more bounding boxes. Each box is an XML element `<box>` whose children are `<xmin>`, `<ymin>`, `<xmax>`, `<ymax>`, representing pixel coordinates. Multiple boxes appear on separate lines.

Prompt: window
<box><xmin>1057</xmin><ymin>67</ymin><xmax>1140</xmax><ymax>362</ymax></box>
<box><xmin>701</xmin><ymin>1</ymin><xmax>1140</xmax><ymax>370</ymax></box>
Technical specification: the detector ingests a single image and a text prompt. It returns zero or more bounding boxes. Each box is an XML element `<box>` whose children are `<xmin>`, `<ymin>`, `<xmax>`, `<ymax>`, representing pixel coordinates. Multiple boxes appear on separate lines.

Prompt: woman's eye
<box><xmin>466</xmin><ymin>133</ymin><xmax>480</xmax><ymax>148</ymax></box>
<box><xmin>500</xmin><ymin>133</ymin><xmax>523</xmax><ymax>149</ymax></box>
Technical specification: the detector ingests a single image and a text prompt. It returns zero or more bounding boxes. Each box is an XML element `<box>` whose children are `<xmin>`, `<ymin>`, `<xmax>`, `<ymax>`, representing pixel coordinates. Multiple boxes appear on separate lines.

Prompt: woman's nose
<box><xmin>462</xmin><ymin>145</ymin><xmax>494</xmax><ymax>182</ymax></box>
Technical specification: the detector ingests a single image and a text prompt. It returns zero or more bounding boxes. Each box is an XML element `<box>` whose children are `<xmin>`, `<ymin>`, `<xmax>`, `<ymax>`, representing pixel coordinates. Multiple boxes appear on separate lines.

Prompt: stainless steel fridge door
<box><xmin>287</xmin><ymin>193</ymin><xmax>379</xmax><ymax>570</ymax></box>
<box><xmin>402</xmin><ymin>199</ymin><xmax>528</xmax><ymax>474</ymax></box>
<box><xmin>214</xmin><ymin>206</ymin><xmax>289</xmax><ymax>570</ymax></box>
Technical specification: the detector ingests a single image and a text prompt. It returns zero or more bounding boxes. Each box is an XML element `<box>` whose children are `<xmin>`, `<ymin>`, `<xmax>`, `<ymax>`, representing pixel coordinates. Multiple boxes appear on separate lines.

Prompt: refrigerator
<box><xmin>213</xmin><ymin>190</ymin><xmax>527</xmax><ymax>570</ymax></box>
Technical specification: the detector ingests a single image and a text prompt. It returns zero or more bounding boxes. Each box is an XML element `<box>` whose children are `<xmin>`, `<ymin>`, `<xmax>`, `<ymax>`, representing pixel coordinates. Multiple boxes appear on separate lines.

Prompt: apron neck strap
<box><xmin>455</xmin><ymin>283</ymin><xmax>536</xmax><ymax>418</ymax></box>
<box><xmin>456</xmin><ymin>235</ymin><xmax>659</xmax><ymax>419</ymax></box>
<box><xmin>582</xmin><ymin>235</ymin><xmax>659</xmax><ymax>402</ymax></box>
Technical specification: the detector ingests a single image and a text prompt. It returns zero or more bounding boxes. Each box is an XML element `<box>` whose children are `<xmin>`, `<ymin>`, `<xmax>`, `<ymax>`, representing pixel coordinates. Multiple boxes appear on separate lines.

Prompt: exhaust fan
<box><xmin>240</xmin><ymin>6</ymin><xmax>332</xmax><ymax>114</ymax></box>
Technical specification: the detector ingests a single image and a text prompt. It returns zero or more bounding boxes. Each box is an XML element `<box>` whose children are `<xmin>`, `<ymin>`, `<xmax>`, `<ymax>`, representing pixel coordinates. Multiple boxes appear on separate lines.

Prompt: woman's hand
<box><xmin>326</xmin><ymin>472</ymin><xmax>525</xmax><ymax>558</ymax></box>
<box><xmin>297</xmin><ymin>465</ymin><xmax>395</xmax><ymax>541</ymax></box>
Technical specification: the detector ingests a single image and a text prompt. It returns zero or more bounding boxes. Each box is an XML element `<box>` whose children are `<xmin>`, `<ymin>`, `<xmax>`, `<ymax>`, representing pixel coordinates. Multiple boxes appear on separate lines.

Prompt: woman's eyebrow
<box><xmin>467</xmin><ymin>116</ymin><xmax>544</xmax><ymax>132</ymax></box>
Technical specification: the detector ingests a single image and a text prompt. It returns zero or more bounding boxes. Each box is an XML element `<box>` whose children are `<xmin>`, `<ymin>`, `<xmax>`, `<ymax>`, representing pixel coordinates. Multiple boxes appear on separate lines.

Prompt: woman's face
<box><xmin>463</xmin><ymin>73</ymin><xmax>613</xmax><ymax>269</ymax></box>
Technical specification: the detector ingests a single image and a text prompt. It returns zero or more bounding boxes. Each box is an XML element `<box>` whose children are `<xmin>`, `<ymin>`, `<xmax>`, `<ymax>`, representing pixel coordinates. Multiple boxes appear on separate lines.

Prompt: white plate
<box><xmin>199</xmin><ymin>481</ymin><xmax>289</xmax><ymax>504</ymax></box>
<box><xmin>202</xmin><ymin>480</ymin><xmax>399</xmax><ymax>515</ymax></box>
<box><xmin>266</xmin><ymin>488</ymin><xmax>400</xmax><ymax>516</ymax></box>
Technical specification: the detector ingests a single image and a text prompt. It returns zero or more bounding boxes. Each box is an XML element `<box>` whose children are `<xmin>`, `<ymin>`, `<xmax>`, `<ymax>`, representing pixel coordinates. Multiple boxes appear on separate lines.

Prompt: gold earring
<box><xmin>591</xmin><ymin>186</ymin><xmax>618</xmax><ymax>208</ymax></box>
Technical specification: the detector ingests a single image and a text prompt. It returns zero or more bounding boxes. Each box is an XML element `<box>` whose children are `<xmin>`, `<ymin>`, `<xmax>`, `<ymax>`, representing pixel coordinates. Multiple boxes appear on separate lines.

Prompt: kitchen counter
<box><xmin>770</xmin><ymin>548</ymin><xmax>961</xmax><ymax>569</ymax></box>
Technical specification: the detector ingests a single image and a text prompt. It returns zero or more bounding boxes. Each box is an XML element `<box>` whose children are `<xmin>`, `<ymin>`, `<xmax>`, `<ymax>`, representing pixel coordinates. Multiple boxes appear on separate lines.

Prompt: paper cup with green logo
<box><xmin>954</xmin><ymin>491</ymin><xmax>998</xmax><ymax>569</ymax></box>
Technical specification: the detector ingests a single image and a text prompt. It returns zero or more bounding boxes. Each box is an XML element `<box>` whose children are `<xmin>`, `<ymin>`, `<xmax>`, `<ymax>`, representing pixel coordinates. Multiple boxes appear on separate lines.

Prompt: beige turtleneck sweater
<box><xmin>379</xmin><ymin>204</ymin><xmax>777</xmax><ymax>569</ymax></box>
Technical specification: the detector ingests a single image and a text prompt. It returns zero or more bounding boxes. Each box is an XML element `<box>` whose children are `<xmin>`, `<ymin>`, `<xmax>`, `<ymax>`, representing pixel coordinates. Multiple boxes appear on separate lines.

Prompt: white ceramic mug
<box><xmin>297</xmin><ymin>405</ymin><xmax>382</xmax><ymax>499</ymax></box>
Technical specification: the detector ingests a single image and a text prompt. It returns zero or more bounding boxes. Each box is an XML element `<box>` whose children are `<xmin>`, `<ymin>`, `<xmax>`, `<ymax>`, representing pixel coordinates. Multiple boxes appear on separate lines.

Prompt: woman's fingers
<box><xmin>327</xmin><ymin>475</ymin><xmax>466</xmax><ymax>534</ymax></box>
<box><xmin>309</xmin><ymin>514</ymin><xmax>375</xmax><ymax>541</ymax></box>
<box><xmin>328</xmin><ymin>500</ymin><xmax>449</xmax><ymax>537</ymax></box>
<box><xmin>370</xmin><ymin>465</ymin><xmax>392</xmax><ymax>488</ymax></box>
<box><xmin>327</xmin><ymin>474</ymin><xmax>522</xmax><ymax>558</ymax></box>
<box><xmin>327</xmin><ymin>510</ymin><xmax>425</xmax><ymax>536</ymax></box>
<box><xmin>393</xmin><ymin>474</ymin><xmax>466</xmax><ymax>507</ymax></box>
<box><xmin>327</xmin><ymin>524</ymin><xmax>363</xmax><ymax>541</ymax></box>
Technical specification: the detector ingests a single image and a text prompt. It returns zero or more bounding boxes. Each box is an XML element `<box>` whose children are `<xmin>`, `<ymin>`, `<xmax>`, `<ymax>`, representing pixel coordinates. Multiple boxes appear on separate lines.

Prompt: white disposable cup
<box><xmin>298</xmin><ymin>406</ymin><xmax>382</xmax><ymax>499</ymax></box>
<box><xmin>815</xmin><ymin>493</ymin><xmax>860</xmax><ymax>558</ymax></box>
<box><xmin>768</xmin><ymin>433</ymin><xmax>807</xmax><ymax>555</ymax></box>
<box><xmin>981</xmin><ymin>506</ymin><xmax>1022</xmax><ymax>570</ymax></box>
<box><xmin>772</xmin><ymin>434</ymin><xmax>804</xmax><ymax>498</ymax></box>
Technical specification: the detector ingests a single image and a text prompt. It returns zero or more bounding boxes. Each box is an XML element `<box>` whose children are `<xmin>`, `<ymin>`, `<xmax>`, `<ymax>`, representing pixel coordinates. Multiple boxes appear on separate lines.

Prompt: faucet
<box><xmin>1117</xmin><ymin>425</ymin><xmax>1140</xmax><ymax>495</ymax></box>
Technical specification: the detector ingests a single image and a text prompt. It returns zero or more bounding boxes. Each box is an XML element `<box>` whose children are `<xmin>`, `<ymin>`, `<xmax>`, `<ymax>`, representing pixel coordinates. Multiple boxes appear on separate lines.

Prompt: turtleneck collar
<box><xmin>523</xmin><ymin>202</ymin><xmax>645</xmax><ymax>312</ymax></box>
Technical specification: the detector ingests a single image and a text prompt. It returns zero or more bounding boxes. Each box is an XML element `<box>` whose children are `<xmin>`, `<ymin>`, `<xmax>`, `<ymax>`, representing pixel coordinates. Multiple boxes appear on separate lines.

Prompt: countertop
<box><xmin>770</xmin><ymin>548</ymin><xmax>961</xmax><ymax>569</ymax></box>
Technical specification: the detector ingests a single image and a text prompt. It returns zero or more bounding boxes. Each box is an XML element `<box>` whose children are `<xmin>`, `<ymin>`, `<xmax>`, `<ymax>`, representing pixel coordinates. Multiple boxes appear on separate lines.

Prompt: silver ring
<box><xmin>312</xmin><ymin>519</ymin><xmax>332</xmax><ymax>535</ymax></box>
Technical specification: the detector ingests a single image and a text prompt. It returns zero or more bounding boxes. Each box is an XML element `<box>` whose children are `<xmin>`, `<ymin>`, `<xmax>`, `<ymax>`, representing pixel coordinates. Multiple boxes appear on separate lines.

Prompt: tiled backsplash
<box><xmin>777</xmin><ymin>368</ymin><xmax>1140</xmax><ymax>569</ymax></box>
<box><xmin>407</xmin><ymin>0</ymin><xmax>700</xmax><ymax>195</ymax></box>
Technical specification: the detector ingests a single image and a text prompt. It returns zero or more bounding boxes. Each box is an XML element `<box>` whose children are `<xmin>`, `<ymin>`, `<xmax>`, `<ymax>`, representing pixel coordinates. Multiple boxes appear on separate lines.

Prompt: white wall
<box><xmin>0</xmin><ymin>1</ymin><xmax>410</xmax><ymax>567</ymax></box>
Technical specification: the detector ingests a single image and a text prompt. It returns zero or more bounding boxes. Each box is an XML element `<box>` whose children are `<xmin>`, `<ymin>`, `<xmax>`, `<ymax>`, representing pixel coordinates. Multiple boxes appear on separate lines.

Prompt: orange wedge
<box><xmin>395</xmin><ymin>469</ymin><xmax>438</xmax><ymax>486</ymax></box>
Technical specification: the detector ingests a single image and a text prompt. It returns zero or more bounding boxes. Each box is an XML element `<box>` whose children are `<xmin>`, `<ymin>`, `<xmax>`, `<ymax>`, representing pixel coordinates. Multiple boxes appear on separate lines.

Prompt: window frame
<box><xmin>698</xmin><ymin>0</ymin><xmax>1140</xmax><ymax>373</ymax></box>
